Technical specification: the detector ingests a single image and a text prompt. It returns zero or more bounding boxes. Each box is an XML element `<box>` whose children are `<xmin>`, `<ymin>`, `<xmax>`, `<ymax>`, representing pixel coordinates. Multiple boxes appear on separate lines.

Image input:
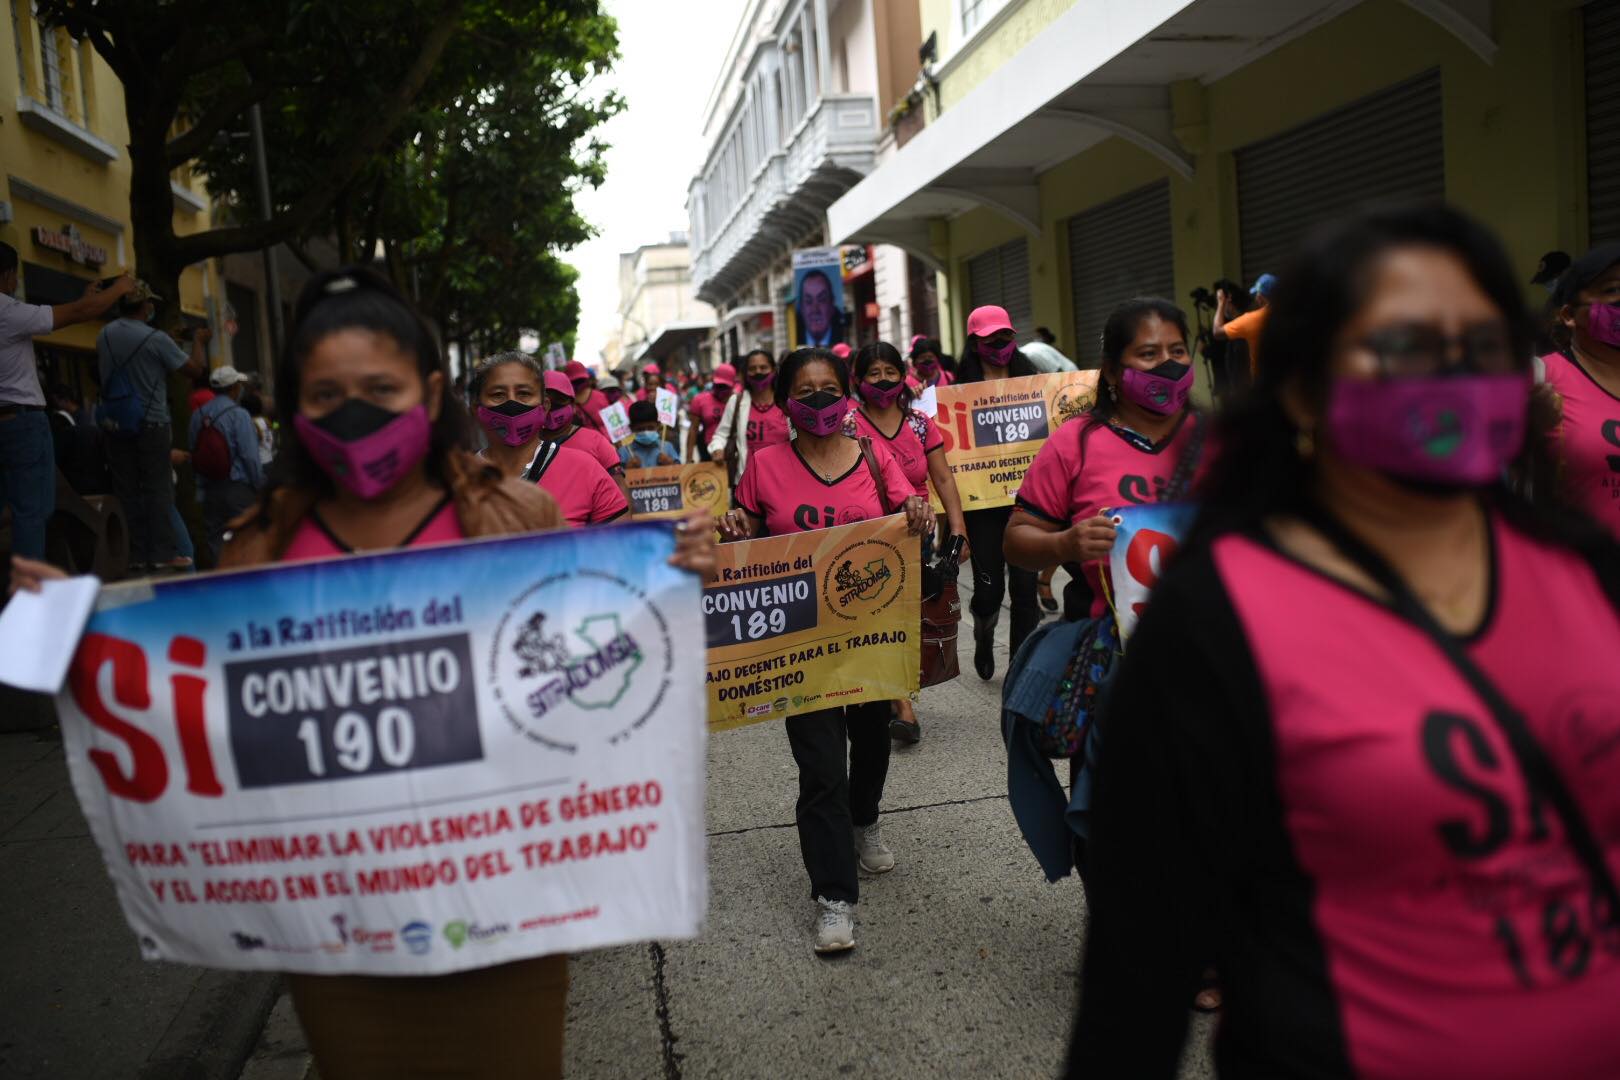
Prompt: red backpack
<box><xmin>193</xmin><ymin>410</ymin><xmax>233</xmax><ymax>482</ymax></box>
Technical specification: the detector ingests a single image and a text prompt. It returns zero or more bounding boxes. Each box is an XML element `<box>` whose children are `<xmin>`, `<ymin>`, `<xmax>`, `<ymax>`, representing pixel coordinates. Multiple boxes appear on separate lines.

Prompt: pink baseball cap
<box><xmin>641</xmin><ymin>362</ymin><xmax>661</xmax><ymax>376</ymax></box>
<box><xmin>542</xmin><ymin>371</ymin><xmax>575</xmax><ymax>397</ymax></box>
<box><xmin>966</xmin><ymin>305</ymin><xmax>1013</xmax><ymax>339</ymax></box>
<box><xmin>831</xmin><ymin>343</ymin><xmax>851</xmax><ymax>360</ymax></box>
<box><xmin>711</xmin><ymin>363</ymin><xmax>737</xmax><ymax>386</ymax></box>
<box><xmin>563</xmin><ymin>360</ymin><xmax>591</xmax><ymax>383</ymax></box>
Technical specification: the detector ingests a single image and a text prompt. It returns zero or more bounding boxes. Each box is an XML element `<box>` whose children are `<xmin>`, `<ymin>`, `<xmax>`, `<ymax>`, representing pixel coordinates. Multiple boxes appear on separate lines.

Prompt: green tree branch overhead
<box><xmin>35</xmin><ymin>0</ymin><xmax>619</xmax><ymax>351</ymax></box>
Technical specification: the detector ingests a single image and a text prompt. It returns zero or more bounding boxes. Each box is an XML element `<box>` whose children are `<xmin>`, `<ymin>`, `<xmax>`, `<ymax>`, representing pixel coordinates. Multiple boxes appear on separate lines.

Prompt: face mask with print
<box><xmin>858</xmin><ymin>379</ymin><xmax>905</xmax><ymax>408</ymax></box>
<box><xmin>633</xmin><ymin>430</ymin><xmax>661</xmax><ymax>447</ymax></box>
<box><xmin>747</xmin><ymin>371</ymin><xmax>774</xmax><ymax>392</ymax></box>
<box><xmin>537</xmin><ymin>401</ymin><xmax>575</xmax><ymax>435</ymax></box>
<box><xmin>982</xmin><ymin>340</ymin><xmax>1017</xmax><ymax>367</ymax></box>
<box><xmin>294</xmin><ymin>398</ymin><xmax>431</xmax><ymax>500</ymax></box>
<box><xmin>714</xmin><ymin>384</ymin><xmax>732</xmax><ymax>400</ymax></box>
<box><xmin>785</xmin><ymin>389</ymin><xmax>847</xmax><ymax>436</ymax></box>
<box><xmin>1587</xmin><ymin>302</ymin><xmax>1620</xmax><ymax>348</ymax></box>
<box><xmin>914</xmin><ymin>360</ymin><xmax>939</xmax><ymax>379</ymax></box>
<box><xmin>1120</xmin><ymin>360</ymin><xmax>1193</xmax><ymax>415</ymax></box>
<box><xmin>1326</xmin><ymin>372</ymin><xmax>1530</xmax><ymax>489</ymax></box>
<box><xmin>475</xmin><ymin>399</ymin><xmax>543</xmax><ymax>447</ymax></box>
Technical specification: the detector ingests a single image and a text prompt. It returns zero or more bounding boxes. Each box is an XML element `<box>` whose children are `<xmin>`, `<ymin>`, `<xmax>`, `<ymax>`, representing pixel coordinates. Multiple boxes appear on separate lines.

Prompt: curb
<box><xmin>135</xmin><ymin>971</ymin><xmax>280</xmax><ymax>1080</ymax></box>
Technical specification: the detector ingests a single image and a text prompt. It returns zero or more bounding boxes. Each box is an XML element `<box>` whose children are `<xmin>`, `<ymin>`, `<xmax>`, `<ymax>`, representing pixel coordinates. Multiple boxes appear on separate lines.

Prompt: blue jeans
<box><xmin>0</xmin><ymin>410</ymin><xmax>56</xmax><ymax>560</ymax></box>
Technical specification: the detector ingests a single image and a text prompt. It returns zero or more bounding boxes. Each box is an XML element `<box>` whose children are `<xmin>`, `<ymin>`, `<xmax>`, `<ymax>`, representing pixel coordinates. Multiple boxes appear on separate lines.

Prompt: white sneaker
<box><xmin>855</xmin><ymin>821</ymin><xmax>895</xmax><ymax>874</ymax></box>
<box><xmin>814</xmin><ymin>896</ymin><xmax>855</xmax><ymax>954</ymax></box>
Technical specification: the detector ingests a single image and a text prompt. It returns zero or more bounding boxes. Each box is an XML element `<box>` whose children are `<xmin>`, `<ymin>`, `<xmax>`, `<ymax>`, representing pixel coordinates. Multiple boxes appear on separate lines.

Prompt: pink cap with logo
<box><xmin>542</xmin><ymin>371</ymin><xmax>575</xmax><ymax>397</ymax></box>
<box><xmin>966</xmin><ymin>305</ymin><xmax>1013</xmax><ymax>339</ymax></box>
<box><xmin>711</xmin><ymin>363</ymin><xmax>737</xmax><ymax>386</ymax></box>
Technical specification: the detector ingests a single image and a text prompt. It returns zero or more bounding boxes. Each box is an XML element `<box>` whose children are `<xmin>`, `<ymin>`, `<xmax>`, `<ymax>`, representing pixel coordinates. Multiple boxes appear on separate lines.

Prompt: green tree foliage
<box><xmin>36</xmin><ymin>0</ymin><xmax>618</xmax><ymax>351</ymax></box>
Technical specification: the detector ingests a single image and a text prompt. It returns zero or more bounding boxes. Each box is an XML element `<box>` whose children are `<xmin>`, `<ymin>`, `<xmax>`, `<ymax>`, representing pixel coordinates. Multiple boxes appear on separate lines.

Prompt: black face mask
<box><xmin>795</xmin><ymin>389</ymin><xmax>844</xmax><ymax>412</ymax></box>
<box><xmin>486</xmin><ymin>399</ymin><xmax>534</xmax><ymax>418</ymax></box>
<box><xmin>1146</xmin><ymin>360</ymin><xmax>1190</xmax><ymax>381</ymax></box>
<box><xmin>310</xmin><ymin>397</ymin><xmax>401</xmax><ymax>441</ymax></box>
<box><xmin>868</xmin><ymin>379</ymin><xmax>902</xmax><ymax>393</ymax></box>
<box><xmin>714</xmin><ymin>385</ymin><xmax>732</xmax><ymax>399</ymax></box>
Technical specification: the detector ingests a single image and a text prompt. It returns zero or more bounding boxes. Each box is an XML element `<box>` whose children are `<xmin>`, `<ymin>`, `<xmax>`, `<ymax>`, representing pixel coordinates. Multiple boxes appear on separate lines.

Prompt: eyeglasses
<box><xmin>1353</xmin><ymin>321</ymin><xmax>1519</xmax><ymax>377</ymax></box>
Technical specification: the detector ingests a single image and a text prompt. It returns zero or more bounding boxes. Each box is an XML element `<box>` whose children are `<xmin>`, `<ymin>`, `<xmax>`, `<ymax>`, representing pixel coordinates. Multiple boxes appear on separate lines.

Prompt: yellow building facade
<box><xmin>2</xmin><ymin>1</ymin><xmax>225</xmax><ymax>402</ymax></box>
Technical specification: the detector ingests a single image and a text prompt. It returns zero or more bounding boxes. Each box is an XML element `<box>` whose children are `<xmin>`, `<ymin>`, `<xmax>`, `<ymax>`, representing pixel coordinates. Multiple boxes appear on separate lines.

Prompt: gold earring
<box><xmin>1295</xmin><ymin>427</ymin><xmax>1316</xmax><ymax>458</ymax></box>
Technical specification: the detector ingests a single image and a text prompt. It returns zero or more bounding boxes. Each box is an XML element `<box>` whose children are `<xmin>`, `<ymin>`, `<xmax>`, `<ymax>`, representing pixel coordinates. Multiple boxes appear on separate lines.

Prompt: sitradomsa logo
<box><xmin>488</xmin><ymin>568</ymin><xmax>675</xmax><ymax>752</ymax></box>
<box><xmin>684</xmin><ymin>469</ymin><xmax>723</xmax><ymax>512</ymax></box>
<box><xmin>821</xmin><ymin>536</ymin><xmax>905</xmax><ymax>622</ymax></box>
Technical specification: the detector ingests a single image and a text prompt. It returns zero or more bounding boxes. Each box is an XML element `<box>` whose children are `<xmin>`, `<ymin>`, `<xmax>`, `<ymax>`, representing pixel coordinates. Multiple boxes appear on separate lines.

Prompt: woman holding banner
<box><xmin>469</xmin><ymin>352</ymin><xmax>630</xmax><ymax>527</ymax></box>
<box><xmin>844</xmin><ymin>340</ymin><xmax>968</xmax><ymax>743</ymax></box>
<box><xmin>1066</xmin><ymin>206</ymin><xmax>1620</xmax><ymax>1079</ymax></box>
<box><xmin>708</xmin><ymin>349</ymin><xmax>789</xmax><ymax>479</ymax></box>
<box><xmin>716</xmin><ymin>346</ymin><xmax>932</xmax><ymax>955</ymax></box>
<box><xmin>1003</xmin><ymin>298</ymin><xmax>1206</xmax><ymax>622</ymax></box>
<box><xmin>181</xmin><ymin>268</ymin><xmax>711</xmax><ymax>1078</ymax></box>
<box><xmin>955</xmin><ymin>306</ymin><xmax>1042</xmax><ymax>679</ymax></box>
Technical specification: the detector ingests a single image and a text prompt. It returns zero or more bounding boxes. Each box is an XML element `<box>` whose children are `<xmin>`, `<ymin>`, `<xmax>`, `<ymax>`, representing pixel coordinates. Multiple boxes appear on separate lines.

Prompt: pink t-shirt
<box><xmin>581</xmin><ymin>389</ymin><xmax>609</xmax><ymax>424</ymax></box>
<box><xmin>689</xmin><ymin>390</ymin><xmax>731</xmax><ymax>446</ymax></box>
<box><xmin>734</xmin><ymin>438</ymin><xmax>914</xmax><ymax>535</ymax></box>
<box><xmin>743</xmin><ymin>400</ymin><xmax>790</xmax><ymax>456</ymax></box>
<box><xmin>1542</xmin><ymin>351</ymin><xmax>1620</xmax><ymax>538</ymax></box>
<box><xmin>1016</xmin><ymin>413</ymin><xmax>1203</xmax><ymax>616</ymax></box>
<box><xmin>527</xmin><ymin>444</ymin><xmax>628</xmax><ymax>528</ymax></box>
<box><xmin>281</xmin><ymin>497</ymin><xmax>464</xmax><ymax>561</ymax></box>
<box><xmin>1212</xmin><ymin>516</ymin><xmax>1620</xmax><ymax>1080</ymax></box>
<box><xmin>843</xmin><ymin>407</ymin><xmax>943</xmax><ymax>499</ymax></box>
<box><xmin>556</xmin><ymin>424</ymin><xmax>624</xmax><ymax>475</ymax></box>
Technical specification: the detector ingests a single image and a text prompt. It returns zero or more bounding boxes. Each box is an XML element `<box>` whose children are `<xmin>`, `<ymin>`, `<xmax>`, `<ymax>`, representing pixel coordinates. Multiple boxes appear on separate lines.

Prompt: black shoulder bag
<box><xmin>1291</xmin><ymin>500</ymin><xmax>1620</xmax><ymax>914</ymax></box>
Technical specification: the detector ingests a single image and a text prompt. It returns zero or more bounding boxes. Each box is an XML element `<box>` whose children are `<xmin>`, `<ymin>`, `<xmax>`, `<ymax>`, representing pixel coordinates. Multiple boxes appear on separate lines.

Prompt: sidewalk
<box><xmin>0</xmin><ymin>719</ymin><xmax>276</xmax><ymax>1080</ymax></box>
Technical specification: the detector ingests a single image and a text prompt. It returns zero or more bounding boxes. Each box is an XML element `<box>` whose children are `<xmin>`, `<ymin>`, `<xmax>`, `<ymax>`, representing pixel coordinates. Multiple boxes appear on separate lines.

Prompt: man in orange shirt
<box><xmin>1214</xmin><ymin>273</ymin><xmax>1276</xmax><ymax>377</ymax></box>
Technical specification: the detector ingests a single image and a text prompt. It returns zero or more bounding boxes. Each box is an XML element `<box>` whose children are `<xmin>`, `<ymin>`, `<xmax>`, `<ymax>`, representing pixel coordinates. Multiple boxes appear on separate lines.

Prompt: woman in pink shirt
<box><xmin>1542</xmin><ymin>243</ymin><xmax>1620</xmax><ymax>539</ymax></box>
<box><xmin>1067</xmin><ymin>206</ymin><xmax>1620</xmax><ymax>1079</ymax></box>
<box><xmin>5</xmin><ymin>267</ymin><xmax>716</xmax><ymax>1080</ymax></box>
<box><xmin>907</xmin><ymin>336</ymin><xmax>953</xmax><ymax>391</ymax></box>
<box><xmin>708</xmin><ymin>349</ymin><xmax>790</xmax><ymax>480</ymax></box>
<box><xmin>842</xmin><ymin>340</ymin><xmax>968</xmax><ymax>743</ymax></box>
<box><xmin>528</xmin><ymin>369</ymin><xmax>627</xmax><ymax>494</ymax></box>
<box><xmin>472</xmin><ymin>354</ymin><xmax>629</xmax><ymax>528</ymax></box>
<box><xmin>718</xmin><ymin>347</ymin><xmax>932</xmax><ymax>957</ymax></box>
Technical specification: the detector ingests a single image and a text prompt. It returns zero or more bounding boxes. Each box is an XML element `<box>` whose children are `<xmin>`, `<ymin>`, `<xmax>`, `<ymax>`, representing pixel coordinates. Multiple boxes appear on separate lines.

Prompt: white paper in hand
<box><xmin>655</xmin><ymin>387</ymin><xmax>680</xmax><ymax>428</ymax></box>
<box><xmin>0</xmin><ymin>575</ymin><xmax>101</xmax><ymax>692</ymax></box>
<box><xmin>914</xmin><ymin>385</ymin><xmax>938</xmax><ymax>417</ymax></box>
<box><xmin>601</xmin><ymin>402</ymin><xmax>632</xmax><ymax>444</ymax></box>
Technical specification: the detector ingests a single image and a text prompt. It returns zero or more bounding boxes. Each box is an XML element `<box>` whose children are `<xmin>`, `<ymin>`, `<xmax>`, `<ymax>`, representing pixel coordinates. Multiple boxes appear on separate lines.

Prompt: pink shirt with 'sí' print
<box><xmin>1212</xmin><ymin>515</ymin><xmax>1620</xmax><ymax>1080</ymax></box>
<box><xmin>733</xmin><ymin>438</ymin><xmax>914</xmax><ymax>536</ymax></box>
<box><xmin>1542</xmin><ymin>350</ymin><xmax>1620</xmax><ymax>538</ymax></box>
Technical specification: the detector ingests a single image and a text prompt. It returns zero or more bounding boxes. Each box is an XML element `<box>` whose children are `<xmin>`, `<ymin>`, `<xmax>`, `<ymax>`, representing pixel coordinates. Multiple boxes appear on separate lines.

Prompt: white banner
<box><xmin>56</xmin><ymin>523</ymin><xmax>707</xmax><ymax>974</ymax></box>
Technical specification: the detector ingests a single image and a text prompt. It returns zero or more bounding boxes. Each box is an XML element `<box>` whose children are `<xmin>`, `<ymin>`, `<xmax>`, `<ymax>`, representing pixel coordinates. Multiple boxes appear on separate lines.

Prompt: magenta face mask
<box><xmin>747</xmin><ymin>371</ymin><xmax>774</xmax><ymax>392</ymax></box>
<box><xmin>982</xmin><ymin>340</ymin><xmax>1017</xmax><ymax>367</ymax></box>
<box><xmin>1326</xmin><ymin>372</ymin><xmax>1530</xmax><ymax>486</ymax></box>
<box><xmin>1120</xmin><ymin>361</ymin><xmax>1193</xmax><ymax>415</ymax></box>
<box><xmin>476</xmin><ymin>400</ymin><xmax>544</xmax><ymax>446</ymax></box>
<box><xmin>858</xmin><ymin>379</ymin><xmax>905</xmax><ymax>408</ymax></box>
<box><xmin>1587</xmin><ymin>302</ymin><xmax>1620</xmax><ymax>348</ymax></box>
<box><xmin>785</xmin><ymin>390</ymin><xmax>847</xmax><ymax>436</ymax></box>
<box><xmin>536</xmin><ymin>401</ymin><xmax>575</xmax><ymax>435</ymax></box>
<box><xmin>294</xmin><ymin>399</ymin><xmax>432</xmax><ymax>501</ymax></box>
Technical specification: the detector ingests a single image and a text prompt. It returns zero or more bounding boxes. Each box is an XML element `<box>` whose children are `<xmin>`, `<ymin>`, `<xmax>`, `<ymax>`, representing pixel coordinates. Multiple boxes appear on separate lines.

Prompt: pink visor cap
<box><xmin>966</xmin><ymin>305</ymin><xmax>1013</xmax><ymax>338</ymax></box>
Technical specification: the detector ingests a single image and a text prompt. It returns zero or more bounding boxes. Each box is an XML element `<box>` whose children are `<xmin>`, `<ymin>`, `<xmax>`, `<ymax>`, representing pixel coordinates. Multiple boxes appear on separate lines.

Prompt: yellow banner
<box><xmin>704</xmin><ymin>515</ymin><xmax>919</xmax><ymax>731</ymax></box>
<box><xmin>931</xmin><ymin>371</ymin><xmax>1099</xmax><ymax>510</ymax></box>
<box><xmin>626</xmin><ymin>461</ymin><xmax>730</xmax><ymax>520</ymax></box>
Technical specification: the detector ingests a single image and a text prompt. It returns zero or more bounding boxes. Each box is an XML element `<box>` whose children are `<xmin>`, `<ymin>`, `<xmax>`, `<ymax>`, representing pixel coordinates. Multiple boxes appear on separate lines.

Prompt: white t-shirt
<box><xmin>0</xmin><ymin>293</ymin><xmax>55</xmax><ymax>407</ymax></box>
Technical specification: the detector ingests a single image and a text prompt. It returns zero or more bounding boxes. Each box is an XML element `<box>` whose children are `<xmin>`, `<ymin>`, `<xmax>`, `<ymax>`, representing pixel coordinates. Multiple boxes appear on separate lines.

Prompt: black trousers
<box><xmin>202</xmin><ymin>479</ymin><xmax>258</xmax><ymax>564</ymax></box>
<box><xmin>784</xmin><ymin>701</ymin><xmax>891</xmax><ymax>904</ymax></box>
<box><xmin>964</xmin><ymin>504</ymin><xmax>1040</xmax><ymax>657</ymax></box>
<box><xmin>107</xmin><ymin>422</ymin><xmax>177</xmax><ymax>564</ymax></box>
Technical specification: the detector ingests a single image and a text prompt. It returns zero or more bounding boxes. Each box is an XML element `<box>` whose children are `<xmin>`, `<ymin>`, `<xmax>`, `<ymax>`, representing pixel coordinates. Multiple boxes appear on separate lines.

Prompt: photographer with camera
<box><xmin>1213</xmin><ymin>272</ymin><xmax>1276</xmax><ymax>379</ymax></box>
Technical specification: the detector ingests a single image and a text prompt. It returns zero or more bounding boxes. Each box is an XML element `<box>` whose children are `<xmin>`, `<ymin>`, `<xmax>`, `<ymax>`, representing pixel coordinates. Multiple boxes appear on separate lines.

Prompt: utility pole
<box><xmin>249</xmin><ymin>103</ymin><xmax>284</xmax><ymax>361</ymax></box>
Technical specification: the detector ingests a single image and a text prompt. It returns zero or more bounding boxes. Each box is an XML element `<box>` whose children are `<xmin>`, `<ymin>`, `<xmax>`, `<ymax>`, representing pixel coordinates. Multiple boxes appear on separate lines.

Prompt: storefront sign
<box><xmin>56</xmin><ymin>524</ymin><xmax>707</xmax><ymax>975</ymax></box>
<box><xmin>705</xmin><ymin>515</ymin><xmax>918</xmax><ymax>731</ymax></box>
<box><xmin>32</xmin><ymin>223</ymin><xmax>108</xmax><ymax>268</ymax></box>
<box><xmin>626</xmin><ymin>462</ymin><xmax>729</xmax><ymax>521</ymax></box>
<box><xmin>931</xmin><ymin>371</ymin><xmax>1099</xmax><ymax>510</ymax></box>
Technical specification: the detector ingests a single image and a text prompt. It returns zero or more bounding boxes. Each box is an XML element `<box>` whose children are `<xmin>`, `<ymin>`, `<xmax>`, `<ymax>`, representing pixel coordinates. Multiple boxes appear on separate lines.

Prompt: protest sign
<box><xmin>704</xmin><ymin>515</ymin><xmax>918</xmax><ymax>731</ymax></box>
<box><xmin>627</xmin><ymin>462</ymin><xmax>730</xmax><ymax>521</ymax></box>
<box><xmin>1107</xmin><ymin>503</ymin><xmax>1197</xmax><ymax>640</ymax></box>
<box><xmin>931</xmin><ymin>371</ymin><xmax>1099</xmax><ymax>510</ymax></box>
<box><xmin>600</xmin><ymin>401</ymin><xmax>632</xmax><ymax>445</ymax></box>
<box><xmin>55</xmin><ymin>524</ymin><xmax>707</xmax><ymax>975</ymax></box>
<box><xmin>654</xmin><ymin>387</ymin><xmax>680</xmax><ymax>429</ymax></box>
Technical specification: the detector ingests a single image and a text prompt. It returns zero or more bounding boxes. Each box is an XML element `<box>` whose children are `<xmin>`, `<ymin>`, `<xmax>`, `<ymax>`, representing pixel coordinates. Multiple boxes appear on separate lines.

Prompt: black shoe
<box><xmin>973</xmin><ymin>615</ymin><xmax>996</xmax><ymax>680</ymax></box>
<box><xmin>889</xmin><ymin>714</ymin><xmax>921</xmax><ymax>744</ymax></box>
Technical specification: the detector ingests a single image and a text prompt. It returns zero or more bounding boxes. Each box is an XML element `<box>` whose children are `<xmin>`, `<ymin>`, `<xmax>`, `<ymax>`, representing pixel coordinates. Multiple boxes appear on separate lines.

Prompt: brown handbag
<box><xmin>856</xmin><ymin>435</ymin><xmax>960</xmax><ymax>688</ymax></box>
